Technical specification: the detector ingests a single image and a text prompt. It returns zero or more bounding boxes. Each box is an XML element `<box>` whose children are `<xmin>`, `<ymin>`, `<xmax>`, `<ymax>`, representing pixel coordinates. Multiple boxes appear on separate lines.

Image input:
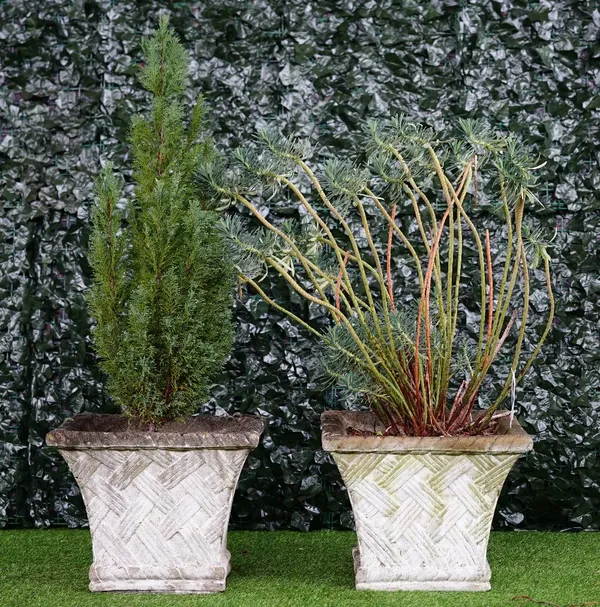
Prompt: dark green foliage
<box><xmin>1</xmin><ymin>0</ymin><xmax>599</xmax><ymax>531</ymax></box>
<box><xmin>88</xmin><ymin>17</ymin><xmax>234</xmax><ymax>424</ymax></box>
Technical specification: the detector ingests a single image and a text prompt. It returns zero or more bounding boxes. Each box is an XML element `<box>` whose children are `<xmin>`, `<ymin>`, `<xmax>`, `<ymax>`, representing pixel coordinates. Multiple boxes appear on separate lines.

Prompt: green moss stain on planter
<box><xmin>332</xmin><ymin>449</ymin><xmax>522</xmax><ymax>590</ymax></box>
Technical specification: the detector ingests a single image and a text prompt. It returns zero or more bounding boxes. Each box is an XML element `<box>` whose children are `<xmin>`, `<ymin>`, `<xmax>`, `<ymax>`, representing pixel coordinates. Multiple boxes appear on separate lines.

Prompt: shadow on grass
<box><xmin>227</xmin><ymin>530</ymin><xmax>357</xmax><ymax>590</ymax></box>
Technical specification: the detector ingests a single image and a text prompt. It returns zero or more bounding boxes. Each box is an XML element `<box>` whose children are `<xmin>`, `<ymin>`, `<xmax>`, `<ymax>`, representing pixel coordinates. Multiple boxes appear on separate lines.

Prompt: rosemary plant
<box><xmin>200</xmin><ymin>117</ymin><xmax>554</xmax><ymax>436</ymax></box>
<box><xmin>89</xmin><ymin>17</ymin><xmax>234</xmax><ymax>425</ymax></box>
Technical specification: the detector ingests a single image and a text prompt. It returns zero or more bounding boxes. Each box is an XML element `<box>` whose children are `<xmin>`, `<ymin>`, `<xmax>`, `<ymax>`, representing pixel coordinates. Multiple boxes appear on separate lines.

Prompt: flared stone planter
<box><xmin>46</xmin><ymin>414</ymin><xmax>264</xmax><ymax>594</ymax></box>
<box><xmin>321</xmin><ymin>410</ymin><xmax>532</xmax><ymax>591</ymax></box>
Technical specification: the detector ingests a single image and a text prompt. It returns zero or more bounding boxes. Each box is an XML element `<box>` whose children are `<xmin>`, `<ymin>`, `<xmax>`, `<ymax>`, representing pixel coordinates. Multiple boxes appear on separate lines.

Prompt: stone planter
<box><xmin>46</xmin><ymin>413</ymin><xmax>264</xmax><ymax>593</ymax></box>
<box><xmin>321</xmin><ymin>410</ymin><xmax>532</xmax><ymax>591</ymax></box>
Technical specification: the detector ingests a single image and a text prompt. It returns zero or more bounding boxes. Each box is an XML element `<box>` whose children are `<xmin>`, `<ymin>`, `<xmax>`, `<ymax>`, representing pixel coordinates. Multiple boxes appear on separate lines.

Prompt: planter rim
<box><xmin>46</xmin><ymin>413</ymin><xmax>265</xmax><ymax>450</ymax></box>
<box><xmin>321</xmin><ymin>410</ymin><xmax>532</xmax><ymax>454</ymax></box>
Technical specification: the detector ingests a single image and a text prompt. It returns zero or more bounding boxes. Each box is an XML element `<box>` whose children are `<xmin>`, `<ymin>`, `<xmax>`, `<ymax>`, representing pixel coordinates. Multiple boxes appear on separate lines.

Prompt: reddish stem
<box><xmin>414</xmin><ymin>206</ymin><xmax>452</xmax><ymax>417</ymax></box>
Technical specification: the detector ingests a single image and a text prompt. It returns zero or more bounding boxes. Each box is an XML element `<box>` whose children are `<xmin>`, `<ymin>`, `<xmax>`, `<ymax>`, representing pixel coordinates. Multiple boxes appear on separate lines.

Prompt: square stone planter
<box><xmin>46</xmin><ymin>413</ymin><xmax>265</xmax><ymax>593</ymax></box>
<box><xmin>321</xmin><ymin>410</ymin><xmax>532</xmax><ymax>591</ymax></box>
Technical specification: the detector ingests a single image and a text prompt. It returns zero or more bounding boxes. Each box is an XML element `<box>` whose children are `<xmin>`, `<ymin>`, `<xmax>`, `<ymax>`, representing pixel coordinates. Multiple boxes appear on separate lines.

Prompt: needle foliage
<box><xmin>200</xmin><ymin>117</ymin><xmax>554</xmax><ymax>437</ymax></box>
<box><xmin>89</xmin><ymin>16</ymin><xmax>234</xmax><ymax>424</ymax></box>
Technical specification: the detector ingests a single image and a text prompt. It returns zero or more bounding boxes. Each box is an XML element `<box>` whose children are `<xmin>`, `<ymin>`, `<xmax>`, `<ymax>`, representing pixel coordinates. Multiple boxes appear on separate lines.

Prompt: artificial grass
<box><xmin>0</xmin><ymin>530</ymin><xmax>598</xmax><ymax>607</ymax></box>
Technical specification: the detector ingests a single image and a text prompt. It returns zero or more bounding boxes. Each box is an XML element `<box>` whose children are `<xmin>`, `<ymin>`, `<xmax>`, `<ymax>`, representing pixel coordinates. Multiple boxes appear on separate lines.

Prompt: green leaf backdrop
<box><xmin>0</xmin><ymin>0</ymin><xmax>598</xmax><ymax>530</ymax></box>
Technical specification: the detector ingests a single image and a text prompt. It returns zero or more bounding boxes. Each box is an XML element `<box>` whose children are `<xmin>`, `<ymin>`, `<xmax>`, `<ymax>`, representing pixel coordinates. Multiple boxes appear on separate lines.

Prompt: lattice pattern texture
<box><xmin>60</xmin><ymin>448</ymin><xmax>249</xmax><ymax>593</ymax></box>
<box><xmin>334</xmin><ymin>451</ymin><xmax>520</xmax><ymax>591</ymax></box>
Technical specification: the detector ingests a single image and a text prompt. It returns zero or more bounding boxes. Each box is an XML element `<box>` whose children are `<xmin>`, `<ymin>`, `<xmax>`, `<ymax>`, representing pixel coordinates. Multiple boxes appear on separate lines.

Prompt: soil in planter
<box><xmin>347</xmin><ymin>415</ymin><xmax>502</xmax><ymax>438</ymax></box>
<box><xmin>64</xmin><ymin>414</ymin><xmax>248</xmax><ymax>433</ymax></box>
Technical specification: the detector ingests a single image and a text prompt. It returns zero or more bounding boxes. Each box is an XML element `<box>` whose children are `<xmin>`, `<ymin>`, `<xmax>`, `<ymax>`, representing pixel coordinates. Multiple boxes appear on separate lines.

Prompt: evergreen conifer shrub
<box><xmin>89</xmin><ymin>16</ymin><xmax>234</xmax><ymax>425</ymax></box>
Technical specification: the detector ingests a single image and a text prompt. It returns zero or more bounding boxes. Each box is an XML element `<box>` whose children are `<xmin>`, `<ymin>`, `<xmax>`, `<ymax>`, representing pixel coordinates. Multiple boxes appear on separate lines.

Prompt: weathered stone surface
<box><xmin>47</xmin><ymin>414</ymin><xmax>265</xmax><ymax>593</ymax></box>
<box><xmin>47</xmin><ymin>413</ymin><xmax>264</xmax><ymax>450</ymax></box>
<box><xmin>321</xmin><ymin>411</ymin><xmax>532</xmax><ymax>592</ymax></box>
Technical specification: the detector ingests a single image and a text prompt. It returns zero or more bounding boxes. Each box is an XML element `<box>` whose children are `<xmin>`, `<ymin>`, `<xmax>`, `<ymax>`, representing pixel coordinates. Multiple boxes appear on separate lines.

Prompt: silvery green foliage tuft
<box><xmin>257</xmin><ymin>128</ymin><xmax>311</xmax><ymax>162</ymax></box>
<box><xmin>320</xmin><ymin>159</ymin><xmax>369</xmax><ymax>214</ymax></box>
<box><xmin>523</xmin><ymin>222</ymin><xmax>554</xmax><ymax>269</ymax></box>
<box><xmin>317</xmin><ymin>306</ymin><xmax>449</xmax><ymax>403</ymax></box>
<box><xmin>218</xmin><ymin>215</ymin><xmax>276</xmax><ymax>280</ymax></box>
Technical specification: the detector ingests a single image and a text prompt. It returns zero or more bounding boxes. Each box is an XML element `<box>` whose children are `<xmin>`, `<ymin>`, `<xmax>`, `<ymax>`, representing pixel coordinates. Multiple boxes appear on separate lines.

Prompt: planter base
<box><xmin>47</xmin><ymin>414</ymin><xmax>265</xmax><ymax>594</ymax></box>
<box><xmin>353</xmin><ymin>547</ymin><xmax>490</xmax><ymax>591</ymax></box>
<box><xmin>356</xmin><ymin>580</ymin><xmax>491</xmax><ymax>592</ymax></box>
<box><xmin>90</xmin><ymin>579</ymin><xmax>227</xmax><ymax>594</ymax></box>
<box><xmin>89</xmin><ymin>556</ymin><xmax>232</xmax><ymax>593</ymax></box>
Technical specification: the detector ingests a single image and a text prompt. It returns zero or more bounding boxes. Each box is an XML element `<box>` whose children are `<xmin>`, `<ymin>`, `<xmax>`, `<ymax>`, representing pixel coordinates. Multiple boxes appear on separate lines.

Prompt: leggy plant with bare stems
<box><xmin>199</xmin><ymin>117</ymin><xmax>554</xmax><ymax>437</ymax></box>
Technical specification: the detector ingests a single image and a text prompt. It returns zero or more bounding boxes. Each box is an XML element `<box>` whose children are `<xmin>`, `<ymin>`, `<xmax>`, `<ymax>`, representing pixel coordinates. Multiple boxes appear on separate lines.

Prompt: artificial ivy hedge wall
<box><xmin>0</xmin><ymin>0</ymin><xmax>598</xmax><ymax>530</ymax></box>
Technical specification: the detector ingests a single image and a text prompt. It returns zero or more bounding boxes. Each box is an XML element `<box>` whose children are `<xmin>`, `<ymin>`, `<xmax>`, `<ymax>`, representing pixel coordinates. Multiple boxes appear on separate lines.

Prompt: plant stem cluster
<box><xmin>201</xmin><ymin>117</ymin><xmax>554</xmax><ymax>436</ymax></box>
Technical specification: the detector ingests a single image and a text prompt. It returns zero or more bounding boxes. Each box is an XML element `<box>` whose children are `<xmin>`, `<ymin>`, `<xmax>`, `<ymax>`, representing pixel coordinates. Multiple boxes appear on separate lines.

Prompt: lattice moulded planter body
<box><xmin>321</xmin><ymin>411</ymin><xmax>532</xmax><ymax>592</ymax></box>
<box><xmin>46</xmin><ymin>414</ymin><xmax>265</xmax><ymax>593</ymax></box>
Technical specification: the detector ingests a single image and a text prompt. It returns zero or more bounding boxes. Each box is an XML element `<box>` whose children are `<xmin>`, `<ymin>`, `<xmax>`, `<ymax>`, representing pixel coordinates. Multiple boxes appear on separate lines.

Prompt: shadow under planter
<box><xmin>46</xmin><ymin>414</ymin><xmax>265</xmax><ymax>594</ymax></box>
<box><xmin>321</xmin><ymin>410</ymin><xmax>532</xmax><ymax>592</ymax></box>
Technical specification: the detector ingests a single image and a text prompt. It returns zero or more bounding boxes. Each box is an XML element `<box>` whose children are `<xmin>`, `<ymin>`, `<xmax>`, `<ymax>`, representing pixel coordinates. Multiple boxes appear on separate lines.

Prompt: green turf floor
<box><xmin>0</xmin><ymin>530</ymin><xmax>598</xmax><ymax>607</ymax></box>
